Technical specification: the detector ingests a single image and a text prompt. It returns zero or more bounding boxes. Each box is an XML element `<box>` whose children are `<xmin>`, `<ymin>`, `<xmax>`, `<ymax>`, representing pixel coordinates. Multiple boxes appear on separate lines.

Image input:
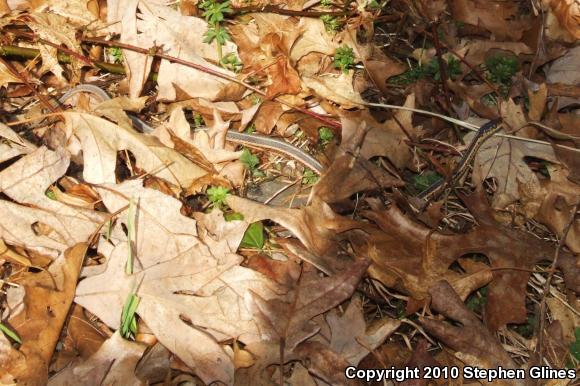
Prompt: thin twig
<box><xmin>81</xmin><ymin>37</ymin><xmax>342</xmax><ymax>129</ymax></box>
<box><xmin>231</xmin><ymin>5</ymin><xmax>350</xmax><ymax>17</ymax></box>
<box><xmin>0</xmin><ymin>56</ymin><xmax>58</xmax><ymax>112</ymax></box>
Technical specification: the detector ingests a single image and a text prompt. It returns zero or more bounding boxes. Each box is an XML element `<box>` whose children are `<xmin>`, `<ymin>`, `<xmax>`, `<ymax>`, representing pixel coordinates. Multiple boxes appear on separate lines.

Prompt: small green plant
<box><xmin>513</xmin><ymin>314</ymin><xmax>536</xmax><ymax>339</ymax></box>
<box><xmin>245</xmin><ymin>123</ymin><xmax>256</xmax><ymax>134</ymax></box>
<box><xmin>120</xmin><ymin>291</ymin><xmax>140</xmax><ymax>340</ymax></box>
<box><xmin>0</xmin><ymin>322</ymin><xmax>21</xmax><ymax>344</ymax></box>
<box><xmin>108</xmin><ymin>47</ymin><xmax>124</xmax><ymax>64</ymax></box>
<box><xmin>466</xmin><ymin>286</ymin><xmax>488</xmax><ymax>313</ymax></box>
<box><xmin>569</xmin><ymin>327</ymin><xmax>580</xmax><ymax>367</ymax></box>
<box><xmin>423</xmin><ymin>56</ymin><xmax>462</xmax><ymax>81</ymax></box>
<box><xmin>390</xmin><ymin>56</ymin><xmax>461</xmax><ymax>85</ymax></box>
<box><xmin>321</xmin><ymin>15</ymin><xmax>341</xmax><ymax>33</ymax></box>
<box><xmin>320</xmin><ymin>0</ymin><xmax>332</xmax><ymax>6</ymax></box>
<box><xmin>240</xmin><ymin>148</ymin><xmax>262</xmax><ymax>176</ymax></box>
<box><xmin>239</xmin><ymin>222</ymin><xmax>265</xmax><ymax>249</ymax></box>
<box><xmin>302</xmin><ymin>169</ymin><xmax>319</xmax><ymax>185</ymax></box>
<box><xmin>318</xmin><ymin>126</ymin><xmax>334</xmax><ymax>145</ymax></box>
<box><xmin>207</xmin><ymin>186</ymin><xmax>230</xmax><ymax>209</ymax></box>
<box><xmin>220</xmin><ymin>52</ymin><xmax>243</xmax><ymax>72</ymax></box>
<box><xmin>333</xmin><ymin>45</ymin><xmax>355</xmax><ymax>73</ymax></box>
<box><xmin>225</xmin><ymin>213</ymin><xmax>265</xmax><ymax>250</ymax></box>
<box><xmin>410</xmin><ymin>171</ymin><xmax>442</xmax><ymax>195</ymax></box>
<box><xmin>126</xmin><ymin>196</ymin><xmax>136</xmax><ymax>275</ymax></box>
<box><xmin>193</xmin><ymin>112</ymin><xmax>205</xmax><ymax>127</ymax></box>
<box><xmin>200</xmin><ymin>0</ymin><xmax>232</xmax><ymax>64</ymax></box>
<box><xmin>485</xmin><ymin>55</ymin><xmax>519</xmax><ymax>86</ymax></box>
<box><xmin>45</xmin><ymin>188</ymin><xmax>57</xmax><ymax>200</ymax></box>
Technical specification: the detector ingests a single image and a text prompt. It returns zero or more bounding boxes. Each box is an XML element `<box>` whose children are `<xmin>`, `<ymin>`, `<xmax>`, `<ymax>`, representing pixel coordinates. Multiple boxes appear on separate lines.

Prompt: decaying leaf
<box><xmin>0</xmin><ymin>244</ymin><xmax>87</xmax><ymax>385</ymax></box>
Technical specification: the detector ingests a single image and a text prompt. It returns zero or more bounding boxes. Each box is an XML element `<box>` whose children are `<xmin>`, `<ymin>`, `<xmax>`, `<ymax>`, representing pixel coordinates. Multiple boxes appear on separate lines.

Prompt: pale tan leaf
<box><xmin>62</xmin><ymin>112</ymin><xmax>208</xmax><ymax>188</ymax></box>
<box><xmin>470</xmin><ymin>131</ymin><xmax>558</xmax><ymax>210</ymax></box>
<box><xmin>302</xmin><ymin>73</ymin><xmax>364</xmax><ymax>108</ymax></box>
<box><xmin>0</xmin><ymin>122</ymin><xmax>36</xmax><ymax>163</ymax></box>
<box><xmin>291</xmin><ymin>18</ymin><xmax>336</xmax><ymax>62</ymax></box>
<box><xmin>48</xmin><ymin>332</ymin><xmax>146</xmax><ymax>386</ymax></box>
<box><xmin>0</xmin><ymin>147</ymin><xmax>105</xmax><ymax>257</ymax></box>
<box><xmin>107</xmin><ymin>0</ymin><xmax>242</xmax><ymax>100</ymax></box>
<box><xmin>326</xmin><ymin>296</ymin><xmax>400</xmax><ymax>365</ymax></box>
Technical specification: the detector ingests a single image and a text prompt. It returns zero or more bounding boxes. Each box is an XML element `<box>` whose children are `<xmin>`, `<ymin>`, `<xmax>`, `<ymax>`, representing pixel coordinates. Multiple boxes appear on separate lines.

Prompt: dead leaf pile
<box><xmin>0</xmin><ymin>0</ymin><xmax>579</xmax><ymax>385</ymax></box>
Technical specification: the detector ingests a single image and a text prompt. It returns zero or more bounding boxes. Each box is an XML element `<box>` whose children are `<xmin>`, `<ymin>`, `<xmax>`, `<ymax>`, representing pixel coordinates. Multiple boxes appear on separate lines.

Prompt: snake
<box><xmin>57</xmin><ymin>84</ymin><xmax>324</xmax><ymax>174</ymax></box>
<box><xmin>58</xmin><ymin>85</ymin><xmax>503</xmax><ymax>192</ymax></box>
<box><xmin>417</xmin><ymin>118</ymin><xmax>503</xmax><ymax>201</ymax></box>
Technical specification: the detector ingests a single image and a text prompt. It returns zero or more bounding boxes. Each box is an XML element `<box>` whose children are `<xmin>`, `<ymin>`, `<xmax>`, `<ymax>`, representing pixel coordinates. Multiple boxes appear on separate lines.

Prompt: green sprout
<box><xmin>569</xmin><ymin>328</ymin><xmax>580</xmax><ymax>367</ymax></box>
<box><xmin>321</xmin><ymin>15</ymin><xmax>341</xmax><ymax>32</ymax></box>
<box><xmin>423</xmin><ymin>56</ymin><xmax>462</xmax><ymax>81</ymax></box>
<box><xmin>193</xmin><ymin>112</ymin><xmax>205</xmax><ymax>127</ymax></box>
<box><xmin>120</xmin><ymin>291</ymin><xmax>140</xmax><ymax>340</ymax></box>
<box><xmin>321</xmin><ymin>0</ymin><xmax>332</xmax><ymax>6</ymax></box>
<box><xmin>224</xmin><ymin>213</ymin><xmax>266</xmax><ymax>250</ymax></box>
<box><xmin>333</xmin><ymin>45</ymin><xmax>355</xmax><ymax>73</ymax></box>
<box><xmin>410</xmin><ymin>171</ymin><xmax>442</xmax><ymax>195</ymax></box>
<box><xmin>108</xmin><ymin>47</ymin><xmax>124</xmax><ymax>64</ymax></box>
<box><xmin>390</xmin><ymin>56</ymin><xmax>461</xmax><ymax>85</ymax></box>
<box><xmin>302</xmin><ymin>169</ymin><xmax>319</xmax><ymax>185</ymax></box>
<box><xmin>0</xmin><ymin>322</ymin><xmax>21</xmax><ymax>344</ymax></box>
<box><xmin>240</xmin><ymin>148</ymin><xmax>262</xmax><ymax>176</ymax></box>
<box><xmin>318</xmin><ymin>126</ymin><xmax>334</xmax><ymax>145</ymax></box>
<box><xmin>126</xmin><ymin>196</ymin><xmax>136</xmax><ymax>275</ymax></box>
<box><xmin>207</xmin><ymin>186</ymin><xmax>230</xmax><ymax>209</ymax></box>
<box><xmin>485</xmin><ymin>54</ymin><xmax>519</xmax><ymax>96</ymax></box>
<box><xmin>245</xmin><ymin>123</ymin><xmax>256</xmax><ymax>134</ymax></box>
<box><xmin>200</xmin><ymin>0</ymin><xmax>233</xmax><ymax>64</ymax></box>
<box><xmin>220</xmin><ymin>52</ymin><xmax>242</xmax><ymax>73</ymax></box>
<box><xmin>485</xmin><ymin>55</ymin><xmax>519</xmax><ymax>85</ymax></box>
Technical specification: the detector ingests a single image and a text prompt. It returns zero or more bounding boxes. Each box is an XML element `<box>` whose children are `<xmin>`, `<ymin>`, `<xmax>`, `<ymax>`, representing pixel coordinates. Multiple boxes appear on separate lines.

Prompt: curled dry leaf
<box><xmin>62</xmin><ymin>112</ymin><xmax>208</xmax><ymax>189</ymax></box>
<box><xmin>469</xmin><ymin>128</ymin><xmax>558</xmax><ymax>212</ymax></box>
<box><xmin>544</xmin><ymin>0</ymin><xmax>580</xmax><ymax>40</ymax></box>
<box><xmin>0</xmin><ymin>147</ymin><xmax>105</xmax><ymax>257</ymax></box>
<box><xmin>420</xmin><ymin>281</ymin><xmax>524</xmax><ymax>386</ymax></box>
<box><xmin>326</xmin><ymin>296</ymin><xmax>400</xmax><ymax>365</ymax></box>
<box><xmin>451</xmin><ymin>0</ymin><xmax>533</xmax><ymax>40</ymax></box>
<box><xmin>536</xmin><ymin>166</ymin><xmax>580</xmax><ymax>253</ymax></box>
<box><xmin>48</xmin><ymin>332</ymin><xmax>146</xmax><ymax>386</ymax></box>
<box><xmin>0</xmin><ymin>244</ymin><xmax>87</xmax><ymax>385</ymax></box>
<box><xmin>0</xmin><ymin>122</ymin><xmax>36</xmax><ymax>163</ymax></box>
<box><xmin>351</xmin><ymin>191</ymin><xmax>574</xmax><ymax>330</ymax></box>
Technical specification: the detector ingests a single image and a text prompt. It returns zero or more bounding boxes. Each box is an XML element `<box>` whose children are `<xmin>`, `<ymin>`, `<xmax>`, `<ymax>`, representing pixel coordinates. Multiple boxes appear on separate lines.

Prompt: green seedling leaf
<box><xmin>411</xmin><ymin>171</ymin><xmax>442</xmax><ymax>194</ymax></box>
<box><xmin>120</xmin><ymin>292</ymin><xmax>140</xmax><ymax>340</ymax></box>
<box><xmin>45</xmin><ymin>189</ymin><xmax>57</xmax><ymax>200</ymax></box>
<box><xmin>333</xmin><ymin>45</ymin><xmax>355</xmax><ymax>73</ymax></box>
<box><xmin>318</xmin><ymin>126</ymin><xmax>334</xmax><ymax>145</ymax></box>
<box><xmin>0</xmin><ymin>322</ymin><xmax>21</xmax><ymax>344</ymax></box>
<box><xmin>207</xmin><ymin>186</ymin><xmax>230</xmax><ymax>209</ymax></box>
<box><xmin>224</xmin><ymin>212</ymin><xmax>244</xmax><ymax>221</ymax></box>
<box><xmin>239</xmin><ymin>221</ymin><xmax>265</xmax><ymax>249</ymax></box>
<box><xmin>302</xmin><ymin>169</ymin><xmax>319</xmax><ymax>185</ymax></box>
<box><xmin>570</xmin><ymin>327</ymin><xmax>580</xmax><ymax>362</ymax></box>
<box><xmin>240</xmin><ymin>148</ymin><xmax>260</xmax><ymax>171</ymax></box>
<box><xmin>321</xmin><ymin>15</ymin><xmax>341</xmax><ymax>32</ymax></box>
<box><xmin>126</xmin><ymin>196</ymin><xmax>136</xmax><ymax>275</ymax></box>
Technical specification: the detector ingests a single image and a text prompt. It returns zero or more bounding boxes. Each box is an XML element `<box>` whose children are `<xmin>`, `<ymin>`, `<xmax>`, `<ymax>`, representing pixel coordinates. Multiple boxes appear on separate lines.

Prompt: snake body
<box><xmin>418</xmin><ymin>118</ymin><xmax>503</xmax><ymax>200</ymax></box>
<box><xmin>57</xmin><ymin>84</ymin><xmax>324</xmax><ymax>174</ymax></box>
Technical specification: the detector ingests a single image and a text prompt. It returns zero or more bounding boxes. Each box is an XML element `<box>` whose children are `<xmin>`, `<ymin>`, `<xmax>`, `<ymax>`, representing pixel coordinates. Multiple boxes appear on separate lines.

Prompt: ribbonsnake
<box><xmin>56</xmin><ymin>84</ymin><xmax>324</xmax><ymax>174</ymax></box>
<box><xmin>57</xmin><ymin>84</ymin><xmax>503</xmax><ymax>195</ymax></box>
